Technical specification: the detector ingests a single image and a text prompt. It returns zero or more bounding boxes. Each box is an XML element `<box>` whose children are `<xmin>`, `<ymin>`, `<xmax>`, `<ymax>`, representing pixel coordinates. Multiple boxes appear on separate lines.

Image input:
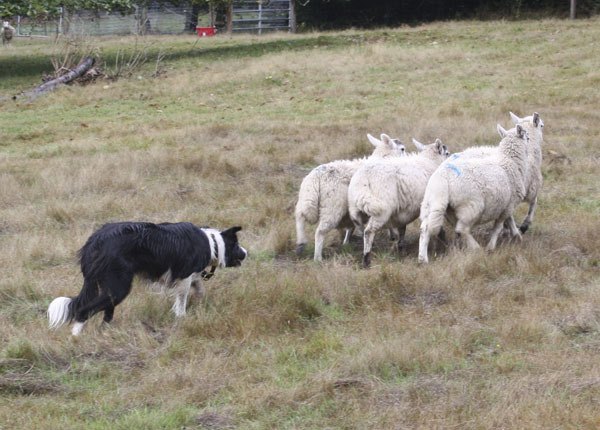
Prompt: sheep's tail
<box><xmin>48</xmin><ymin>297</ymin><xmax>75</xmax><ymax>329</ymax></box>
<box><xmin>348</xmin><ymin>184</ymin><xmax>371</xmax><ymax>230</ymax></box>
<box><xmin>418</xmin><ymin>174</ymin><xmax>450</xmax><ymax>264</ymax></box>
<box><xmin>420</xmin><ymin>174</ymin><xmax>449</xmax><ymax>238</ymax></box>
<box><xmin>295</xmin><ymin>170</ymin><xmax>321</xmax><ymax>251</ymax></box>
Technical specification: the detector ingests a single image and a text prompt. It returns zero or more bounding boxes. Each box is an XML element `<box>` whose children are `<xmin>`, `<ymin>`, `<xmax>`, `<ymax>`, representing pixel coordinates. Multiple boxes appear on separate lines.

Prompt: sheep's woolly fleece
<box><xmin>418</xmin><ymin>124</ymin><xmax>531</xmax><ymax>264</ymax></box>
<box><xmin>295</xmin><ymin>133</ymin><xmax>405</xmax><ymax>261</ymax></box>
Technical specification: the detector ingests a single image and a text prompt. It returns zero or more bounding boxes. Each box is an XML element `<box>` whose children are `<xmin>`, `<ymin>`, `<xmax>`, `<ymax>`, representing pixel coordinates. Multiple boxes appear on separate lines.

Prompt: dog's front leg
<box><xmin>171</xmin><ymin>275</ymin><xmax>193</xmax><ymax>317</ymax></box>
<box><xmin>191</xmin><ymin>276</ymin><xmax>205</xmax><ymax>299</ymax></box>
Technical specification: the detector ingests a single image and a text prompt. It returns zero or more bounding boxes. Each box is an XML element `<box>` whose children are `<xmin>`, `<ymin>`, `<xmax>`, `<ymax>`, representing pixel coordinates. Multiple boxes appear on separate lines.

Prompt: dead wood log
<box><xmin>15</xmin><ymin>56</ymin><xmax>95</xmax><ymax>101</ymax></box>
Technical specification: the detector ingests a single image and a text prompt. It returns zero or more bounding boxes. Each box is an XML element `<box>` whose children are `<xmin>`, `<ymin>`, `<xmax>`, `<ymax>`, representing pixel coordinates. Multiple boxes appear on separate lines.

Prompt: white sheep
<box><xmin>508</xmin><ymin>112</ymin><xmax>544</xmax><ymax>233</ymax></box>
<box><xmin>418</xmin><ymin>124</ymin><xmax>531</xmax><ymax>264</ymax></box>
<box><xmin>295</xmin><ymin>133</ymin><xmax>406</xmax><ymax>261</ymax></box>
<box><xmin>444</xmin><ymin>112</ymin><xmax>543</xmax><ymax>235</ymax></box>
<box><xmin>348</xmin><ymin>138</ymin><xmax>449</xmax><ymax>267</ymax></box>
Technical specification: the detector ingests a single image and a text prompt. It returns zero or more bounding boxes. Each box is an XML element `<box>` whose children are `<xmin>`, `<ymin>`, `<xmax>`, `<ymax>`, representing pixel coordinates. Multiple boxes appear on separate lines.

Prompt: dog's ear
<box><xmin>221</xmin><ymin>226</ymin><xmax>242</xmax><ymax>237</ymax></box>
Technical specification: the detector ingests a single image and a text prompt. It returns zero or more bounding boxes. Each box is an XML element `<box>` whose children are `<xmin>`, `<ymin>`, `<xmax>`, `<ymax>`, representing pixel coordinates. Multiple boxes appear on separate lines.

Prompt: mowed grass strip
<box><xmin>1</xmin><ymin>18</ymin><xmax>599</xmax><ymax>429</ymax></box>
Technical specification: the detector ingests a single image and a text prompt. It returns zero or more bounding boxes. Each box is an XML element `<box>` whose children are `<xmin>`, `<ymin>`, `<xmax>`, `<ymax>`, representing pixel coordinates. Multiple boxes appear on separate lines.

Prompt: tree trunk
<box><xmin>570</xmin><ymin>0</ymin><xmax>576</xmax><ymax>19</ymax></box>
<box><xmin>17</xmin><ymin>57</ymin><xmax>95</xmax><ymax>100</ymax></box>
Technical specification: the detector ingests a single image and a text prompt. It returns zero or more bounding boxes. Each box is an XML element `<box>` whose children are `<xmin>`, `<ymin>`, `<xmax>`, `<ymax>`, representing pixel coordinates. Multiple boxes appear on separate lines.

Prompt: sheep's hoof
<box><xmin>362</xmin><ymin>253</ymin><xmax>371</xmax><ymax>268</ymax></box>
<box><xmin>295</xmin><ymin>243</ymin><xmax>305</xmax><ymax>256</ymax></box>
<box><xmin>417</xmin><ymin>256</ymin><xmax>428</xmax><ymax>265</ymax></box>
<box><xmin>519</xmin><ymin>224</ymin><xmax>529</xmax><ymax>234</ymax></box>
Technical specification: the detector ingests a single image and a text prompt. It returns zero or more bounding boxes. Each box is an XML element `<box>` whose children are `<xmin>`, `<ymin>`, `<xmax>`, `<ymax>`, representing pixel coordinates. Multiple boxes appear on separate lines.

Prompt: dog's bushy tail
<box><xmin>48</xmin><ymin>297</ymin><xmax>75</xmax><ymax>328</ymax></box>
<box><xmin>47</xmin><ymin>280</ymin><xmax>98</xmax><ymax>329</ymax></box>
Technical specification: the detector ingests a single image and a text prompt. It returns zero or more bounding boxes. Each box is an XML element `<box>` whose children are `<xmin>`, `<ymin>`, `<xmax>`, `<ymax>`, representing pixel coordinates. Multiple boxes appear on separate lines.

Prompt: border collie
<box><xmin>48</xmin><ymin>222</ymin><xmax>247</xmax><ymax>336</ymax></box>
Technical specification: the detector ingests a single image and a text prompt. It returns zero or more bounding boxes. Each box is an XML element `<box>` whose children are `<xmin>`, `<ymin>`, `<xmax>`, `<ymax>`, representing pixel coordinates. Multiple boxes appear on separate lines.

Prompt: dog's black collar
<box><xmin>200</xmin><ymin>265</ymin><xmax>217</xmax><ymax>280</ymax></box>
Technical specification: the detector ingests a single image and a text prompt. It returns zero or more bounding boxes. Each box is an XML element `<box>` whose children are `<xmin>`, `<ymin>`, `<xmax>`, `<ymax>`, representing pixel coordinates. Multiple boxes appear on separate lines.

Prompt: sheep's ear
<box><xmin>516</xmin><ymin>124</ymin><xmax>526</xmax><ymax>139</ymax></box>
<box><xmin>380</xmin><ymin>134</ymin><xmax>391</xmax><ymax>145</ymax></box>
<box><xmin>509</xmin><ymin>111</ymin><xmax>522</xmax><ymax>125</ymax></box>
<box><xmin>532</xmin><ymin>112</ymin><xmax>540</xmax><ymax>127</ymax></box>
<box><xmin>367</xmin><ymin>133</ymin><xmax>381</xmax><ymax>147</ymax></box>
<box><xmin>497</xmin><ymin>124</ymin><xmax>508</xmax><ymax>138</ymax></box>
<box><xmin>412</xmin><ymin>138</ymin><xmax>425</xmax><ymax>152</ymax></box>
<box><xmin>434</xmin><ymin>138</ymin><xmax>444</xmax><ymax>153</ymax></box>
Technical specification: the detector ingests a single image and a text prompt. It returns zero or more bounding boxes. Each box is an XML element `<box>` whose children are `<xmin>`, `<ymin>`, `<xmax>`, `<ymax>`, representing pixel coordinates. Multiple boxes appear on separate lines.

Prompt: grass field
<box><xmin>1</xmin><ymin>18</ymin><xmax>599</xmax><ymax>429</ymax></box>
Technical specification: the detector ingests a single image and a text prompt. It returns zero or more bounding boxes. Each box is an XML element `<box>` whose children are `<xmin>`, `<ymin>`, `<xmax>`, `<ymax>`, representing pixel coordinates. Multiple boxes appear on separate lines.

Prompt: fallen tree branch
<box><xmin>14</xmin><ymin>56</ymin><xmax>95</xmax><ymax>101</ymax></box>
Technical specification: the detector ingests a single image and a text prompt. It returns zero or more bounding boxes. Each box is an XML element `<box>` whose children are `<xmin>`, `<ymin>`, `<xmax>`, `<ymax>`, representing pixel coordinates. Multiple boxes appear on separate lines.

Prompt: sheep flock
<box><xmin>295</xmin><ymin>112</ymin><xmax>544</xmax><ymax>267</ymax></box>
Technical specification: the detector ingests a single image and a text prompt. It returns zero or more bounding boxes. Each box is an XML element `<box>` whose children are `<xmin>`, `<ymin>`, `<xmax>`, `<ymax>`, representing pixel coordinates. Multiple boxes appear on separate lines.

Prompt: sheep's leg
<box><xmin>361</xmin><ymin>217</ymin><xmax>382</xmax><ymax>268</ymax></box>
<box><xmin>486</xmin><ymin>218</ymin><xmax>507</xmax><ymax>251</ymax></box>
<box><xmin>388</xmin><ymin>227</ymin><xmax>399</xmax><ymax>242</ymax></box>
<box><xmin>436</xmin><ymin>228</ymin><xmax>448</xmax><ymax>245</ymax></box>
<box><xmin>506</xmin><ymin>217</ymin><xmax>523</xmax><ymax>243</ymax></box>
<box><xmin>341</xmin><ymin>228</ymin><xmax>352</xmax><ymax>245</ymax></box>
<box><xmin>418</xmin><ymin>226</ymin><xmax>432</xmax><ymax>264</ymax></box>
<box><xmin>520</xmin><ymin>197</ymin><xmax>537</xmax><ymax>234</ymax></box>
<box><xmin>394</xmin><ymin>225</ymin><xmax>407</xmax><ymax>254</ymax></box>
<box><xmin>314</xmin><ymin>228</ymin><xmax>327</xmax><ymax>262</ymax></box>
<box><xmin>314</xmin><ymin>221</ymin><xmax>335</xmax><ymax>262</ymax></box>
<box><xmin>433</xmin><ymin>228</ymin><xmax>449</xmax><ymax>258</ymax></box>
<box><xmin>295</xmin><ymin>215</ymin><xmax>308</xmax><ymax>256</ymax></box>
<box><xmin>455</xmin><ymin>221</ymin><xmax>480</xmax><ymax>250</ymax></box>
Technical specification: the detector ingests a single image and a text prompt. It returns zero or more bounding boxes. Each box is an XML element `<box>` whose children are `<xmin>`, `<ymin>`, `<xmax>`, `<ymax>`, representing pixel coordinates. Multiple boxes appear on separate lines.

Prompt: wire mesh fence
<box><xmin>15</xmin><ymin>4</ymin><xmax>197</xmax><ymax>37</ymax></box>
<box><xmin>11</xmin><ymin>1</ymin><xmax>292</xmax><ymax>38</ymax></box>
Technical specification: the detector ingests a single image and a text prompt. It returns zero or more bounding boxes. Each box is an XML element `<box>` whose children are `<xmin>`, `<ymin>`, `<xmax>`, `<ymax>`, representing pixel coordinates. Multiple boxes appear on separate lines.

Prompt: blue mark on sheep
<box><xmin>450</xmin><ymin>153</ymin><xmax>461</xmax><ymax>160</ymax></box>
<box><xmin>446</xmin><ymin>163</ymin><xmax>462</xmax><ymax>176</ymax></box>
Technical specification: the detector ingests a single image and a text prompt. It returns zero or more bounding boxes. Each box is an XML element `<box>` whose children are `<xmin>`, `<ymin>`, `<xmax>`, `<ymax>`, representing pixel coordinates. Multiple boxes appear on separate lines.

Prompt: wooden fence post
<box><xmin>226</xmin><ymin>0</ymin><xmax>233</xmax><ymax>34</ymax></box>
<box><xmin>290</xmin><ymin>0</ymin><xmax>296</xmax><ymax>33</ymax></box>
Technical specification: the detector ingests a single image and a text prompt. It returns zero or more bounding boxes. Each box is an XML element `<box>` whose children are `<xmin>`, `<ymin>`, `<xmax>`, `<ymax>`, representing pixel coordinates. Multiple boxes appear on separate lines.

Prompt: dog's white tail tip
<box><xmin>48</xmin><ymin>297</ymin><xmax>72</xmax><ymax>329</ymax></box>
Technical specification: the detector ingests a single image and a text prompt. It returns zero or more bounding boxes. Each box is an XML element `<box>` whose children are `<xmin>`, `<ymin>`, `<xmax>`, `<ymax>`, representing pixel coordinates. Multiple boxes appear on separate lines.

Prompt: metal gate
<box><xmin>232</xmin><ymin>0</ymin><xmax>291</xmax><ymax>34</ymax></box>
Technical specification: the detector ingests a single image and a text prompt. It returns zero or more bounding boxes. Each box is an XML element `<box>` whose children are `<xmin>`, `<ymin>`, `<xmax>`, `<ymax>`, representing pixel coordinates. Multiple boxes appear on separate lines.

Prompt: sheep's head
<box><xmin>412</xmin><ymin>138</ymin><xmax>449</xmax><ymax>159</ymax></box>
<box><xmin>515</xmin><ymin>124</ymin><xmax>529</xmax><ymax>141</ymax></box>
<box><xmin>509</xmin><ymin>111</ymin><xmax>544</xmax><ymax>141</ymax></box>
<box><xmin>496</xmin><ymin>123</ymin><xmax>529</xmax><ymax>143</ymax></box>
<box><xmin>497</xmin><ymin>123</ymin><xmax>517</xmax><ymax>138</ymax></box>
<box><xmin>367</xmin><ymin>133</ymin><xmax>406</xmax><ymax>158</ymax></box>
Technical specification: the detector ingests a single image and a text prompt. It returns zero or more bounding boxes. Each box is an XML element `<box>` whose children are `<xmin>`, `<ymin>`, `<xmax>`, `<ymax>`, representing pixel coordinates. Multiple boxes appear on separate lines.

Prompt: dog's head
<box><xmin>220</xmin><ymin>226</ymin><xmax>247</xmax><ymax>267</ymax></box>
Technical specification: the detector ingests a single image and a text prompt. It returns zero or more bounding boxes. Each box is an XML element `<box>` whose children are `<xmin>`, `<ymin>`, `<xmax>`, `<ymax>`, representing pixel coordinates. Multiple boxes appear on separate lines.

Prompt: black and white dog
<box><xmin>48</xmin><ymin>222</ymin><xmax>247</xmax><ymax>336</ymax></box>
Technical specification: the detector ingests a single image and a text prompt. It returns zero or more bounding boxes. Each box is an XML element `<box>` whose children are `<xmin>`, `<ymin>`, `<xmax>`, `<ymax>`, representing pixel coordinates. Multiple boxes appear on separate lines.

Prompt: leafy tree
<box><xmin>0</xmin><ymin>0</ymin><xmax>135</xmax><ymax>19</ymax></box>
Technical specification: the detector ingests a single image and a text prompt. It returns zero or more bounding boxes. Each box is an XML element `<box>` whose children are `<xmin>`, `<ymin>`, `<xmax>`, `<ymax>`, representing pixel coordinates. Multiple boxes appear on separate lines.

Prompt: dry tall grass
<box><xmin>1</xmin><ymin>19</ymin><xmax>599</xmax><ymax>429</ymax></box>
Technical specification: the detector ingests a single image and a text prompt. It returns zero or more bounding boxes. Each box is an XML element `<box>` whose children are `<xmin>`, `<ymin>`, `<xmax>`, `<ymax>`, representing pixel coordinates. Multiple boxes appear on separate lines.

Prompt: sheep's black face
<box><xmin>220</xmin><ymin>226</ymin><xmax>247</xmax><ymax>267</ymax></box>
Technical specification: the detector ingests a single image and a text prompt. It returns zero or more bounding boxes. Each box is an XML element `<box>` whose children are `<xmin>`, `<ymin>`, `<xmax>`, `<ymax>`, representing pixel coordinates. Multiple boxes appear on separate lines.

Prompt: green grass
<box><xmin>1</xmin><ymin>18</ymin><xmax>600</xmax><ymax>429</ymax></box>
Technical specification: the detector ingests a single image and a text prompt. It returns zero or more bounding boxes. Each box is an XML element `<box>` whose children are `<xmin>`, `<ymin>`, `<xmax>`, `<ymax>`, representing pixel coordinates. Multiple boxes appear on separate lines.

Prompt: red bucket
<box><xmin>196</xmin><ymin>26</ymin><xmax>216</xmax><ymax>37</ymax></box>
